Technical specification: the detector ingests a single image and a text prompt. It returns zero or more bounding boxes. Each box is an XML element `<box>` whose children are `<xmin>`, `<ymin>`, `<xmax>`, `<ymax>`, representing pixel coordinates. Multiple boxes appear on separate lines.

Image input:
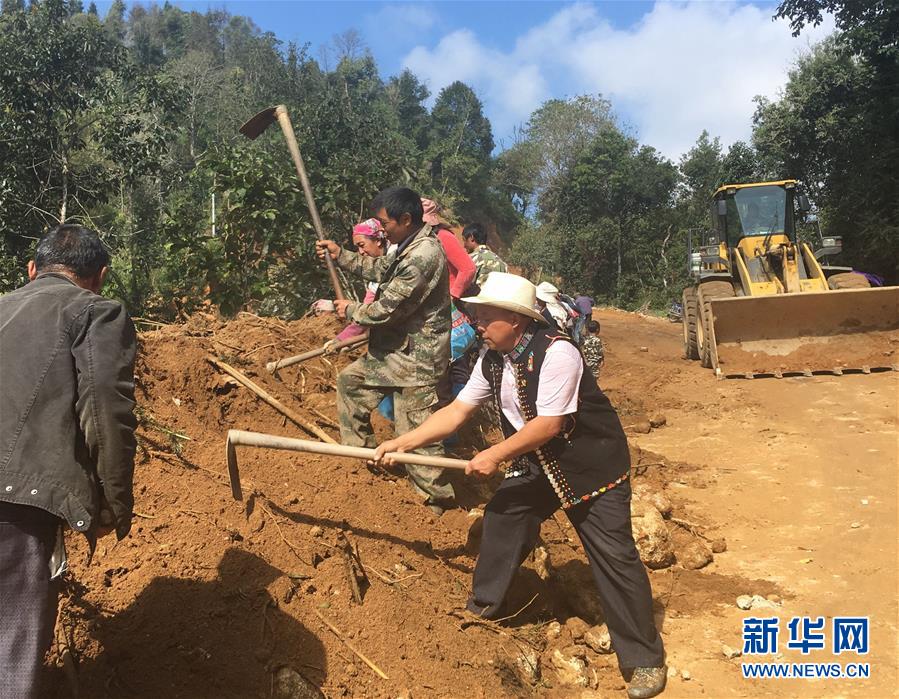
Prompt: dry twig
<box><xmin>259</xmin><ymin>503</ymin><xmax>310</xmax><ymax>565</ymax></box>
<box><xmin>314</xmin><ymin>610</ymin><xmax>388</xmax><ymax>680</ymax></box>
<box><xmin>207</xmin><ymin>356</ymin><xmax>336</xmax><ymax>443</ymax></box>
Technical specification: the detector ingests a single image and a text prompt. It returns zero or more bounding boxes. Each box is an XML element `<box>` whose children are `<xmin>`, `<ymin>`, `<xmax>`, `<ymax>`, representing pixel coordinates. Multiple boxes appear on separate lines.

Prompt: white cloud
<box><xmin>401</xmin><ymin>1</ymin><xmax>834</xmax><ymax>159</ymax></box>
<box><xmin>403</xmin><ymin>29</ymin><xmax>548</xmax><ymax>142</ymax></box>
<box><xmin>369</xmin><ymin>3</ymin><xmax>439</xmax><ymax>33</ymax></box>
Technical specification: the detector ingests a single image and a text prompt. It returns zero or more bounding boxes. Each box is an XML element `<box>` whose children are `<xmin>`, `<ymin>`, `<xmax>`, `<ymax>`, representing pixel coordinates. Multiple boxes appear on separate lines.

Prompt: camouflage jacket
<box><xmin>469</xmin><ymin>245</ymin><xmax>508</xmax><ymax>287</ymax></box>
<box><xmin>336</xmin><ymin>224</ymin><xmax>451</xmax><ymax>387</ymax></box>
<box><xmin>581</xmin><ymin>335</ymin><xmax>604</xmax><ymax>376</ymax></box>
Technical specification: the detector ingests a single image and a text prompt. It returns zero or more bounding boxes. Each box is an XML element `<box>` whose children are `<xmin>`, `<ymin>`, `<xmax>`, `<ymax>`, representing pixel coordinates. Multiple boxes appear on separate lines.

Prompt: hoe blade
<box><xmin>239</xmin><ymin>106</ymin><xmax>278</xmax><ymax>140</ymax></box>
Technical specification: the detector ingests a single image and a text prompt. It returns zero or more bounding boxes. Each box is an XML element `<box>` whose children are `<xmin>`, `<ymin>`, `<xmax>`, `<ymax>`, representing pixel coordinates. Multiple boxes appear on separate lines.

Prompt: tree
<box><xmin>517</xmin><ymin>95</ymin><xmax>616</xmax><ymax>219</ymax></box>
<box><xmin>0</xmin><ymin>1</ymin><xmax>507</xmax><ymax>314</ymax></box>
<box><xmin>426</xmin><ymin>81</ymin><xmax>494</xmax><ymax>218</ymax></box>
<box><xmin>720</xmin><ymin>141</ymin><xmax>764</xmax><ymax>186</ymax></box>
<box><xmin>1</xmin><ymin>0</ymin><xmax>25</xmax><ymax>13</ymax></box>
<box><xmin>753</xmin><ymin>35</ymin><xmax>899</xmax><ymax>280</ymax></box>
<box><xmin>0</xmin><ymin>1</ymin><xmax>181</xmax><ymax>300</ymax></box>
<box><xmin>87</xmin><ymin>2</ymin><xmax>97</xmax><ymax>15</ymax></box>
<box><xmin>776</xmin><ymin>0</ymin><xmax>898</xmax><ymax>59</ymax></box>
<box><xmin>386</xmin><ymin>69</ymin><xmax>431</xmax><ymax>150</ymax></box>
<box><xmin>557</xmin><ymin>128</ymin><xmax>678</xmax><ymax>298</ymax></box>
<box><xmin>508</xmin><ymin>123</ymin><xmax>680</xmax><ymax>305</ymax></box>
<box><xmin>332</xmin><ymin>28</ymin><xmax>364</xmax><ymax>61</ymax></box>
<box><xmin>104</xmin><ymin>0</ymin><xmax>125</xmax><ymax>40</ymax></box>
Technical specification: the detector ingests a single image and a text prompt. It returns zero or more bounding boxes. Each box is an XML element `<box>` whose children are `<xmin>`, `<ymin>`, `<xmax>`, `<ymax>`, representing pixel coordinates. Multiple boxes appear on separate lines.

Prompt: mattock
<box><xmin>225</xmin><ymin>429</ymin><xmax>470</xmax><ymax>501</ymax></box>
<box><xmin>239</xmin><ymin>104</ymin><xmax>345</xmax><ymax>300</ymax></box>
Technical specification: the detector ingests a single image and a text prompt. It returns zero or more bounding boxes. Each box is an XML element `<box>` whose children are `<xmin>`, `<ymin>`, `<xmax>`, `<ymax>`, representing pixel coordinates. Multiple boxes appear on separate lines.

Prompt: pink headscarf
<box><xmin>421</xmin><ymin>198</ymin><xmax>441</xmax><ymax>226</ymax></box>
<box><xmin>352</xmin><ymin>218</ymin><xmax>384</xmax><ymax>240</ymax></box>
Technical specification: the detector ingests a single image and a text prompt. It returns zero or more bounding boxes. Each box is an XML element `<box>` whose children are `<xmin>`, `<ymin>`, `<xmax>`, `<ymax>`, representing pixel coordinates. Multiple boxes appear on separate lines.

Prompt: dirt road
<box><xmin>597</xmin><ymin>308</ymin><xmax>899</xmax><ymax>697</ymax></box>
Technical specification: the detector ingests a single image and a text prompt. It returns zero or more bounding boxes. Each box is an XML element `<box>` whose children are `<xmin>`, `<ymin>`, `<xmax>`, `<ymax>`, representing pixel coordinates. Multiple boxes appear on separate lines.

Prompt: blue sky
<box><xmin>95</xmin><ymin>1</ymin><xmax>833</xmax><ymax>160</ymax></box>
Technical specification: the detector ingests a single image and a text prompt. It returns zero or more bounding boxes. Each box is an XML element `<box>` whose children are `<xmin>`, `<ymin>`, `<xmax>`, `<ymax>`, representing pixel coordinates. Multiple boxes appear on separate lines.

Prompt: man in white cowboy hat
<box><xmin>374</xmin><ymin>272</ymin><xmax>667</xmax><ymax>699</ymax></box>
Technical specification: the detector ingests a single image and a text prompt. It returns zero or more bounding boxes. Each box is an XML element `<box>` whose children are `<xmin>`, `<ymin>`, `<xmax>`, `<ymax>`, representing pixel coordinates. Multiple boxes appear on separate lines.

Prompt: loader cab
<box><xmin>712</xmin><ymin>180</ymin><xmax>806</xmax><ymax>245</ymax></box>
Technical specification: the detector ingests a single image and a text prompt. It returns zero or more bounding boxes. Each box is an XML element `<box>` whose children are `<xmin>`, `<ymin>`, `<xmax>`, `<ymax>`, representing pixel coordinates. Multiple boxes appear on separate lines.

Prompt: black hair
<box><xmin>462</xmin><ymin>223</ymin><xmax>488</xmax><ymax>245</ymax></box>
<box><xmin>587</xmin><ymin>320</ymin><xmax>600</xmax><ymax>333</ymax></box>
<box><xmin>371</xmin><ymin>187</ymin><xmax>423</xmax><ymax>227</ymax></box>
<box><xmin>34</xmin><ymin>224</ymin><xmax>110</xmax><ymax>278</ymax></box>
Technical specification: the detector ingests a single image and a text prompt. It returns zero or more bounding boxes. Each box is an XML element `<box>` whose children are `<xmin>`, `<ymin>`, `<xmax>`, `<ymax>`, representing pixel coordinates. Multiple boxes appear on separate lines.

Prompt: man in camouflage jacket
<box><xmin>317</xmin><ymin>187</ymin><xmax>455</xmax><ymax>511</ymax></box>
<box><xmin>463</xmin><ymin>223</ymin><xmax>507</xmax><ymax>289</ymax></box>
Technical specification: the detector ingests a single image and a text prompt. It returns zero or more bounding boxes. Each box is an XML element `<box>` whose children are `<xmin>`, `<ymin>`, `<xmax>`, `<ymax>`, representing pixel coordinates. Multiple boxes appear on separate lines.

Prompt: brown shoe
<box><xmin>627</xmin><ymin>666</ymin><xmax>667</xmax><ymax>699</ymax></box>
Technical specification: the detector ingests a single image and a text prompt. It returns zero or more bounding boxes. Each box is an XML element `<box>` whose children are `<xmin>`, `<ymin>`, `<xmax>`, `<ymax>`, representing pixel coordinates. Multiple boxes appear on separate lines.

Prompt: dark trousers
<box><xmin>467</xmin><ymin>471</ymin><xmax>665</xmax><ymax>669</ymax></box>
<box><xmin>0</xmin><ymin>502</ymin><xmax>61</xmax><ymax>699</ymax></box>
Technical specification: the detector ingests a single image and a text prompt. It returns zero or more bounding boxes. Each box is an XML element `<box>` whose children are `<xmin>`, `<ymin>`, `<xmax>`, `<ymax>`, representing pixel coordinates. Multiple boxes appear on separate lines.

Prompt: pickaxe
<box><xmin>239</xmin><ymin>105</ymin><xmax>345</xmax><ymax>300</ymax></box>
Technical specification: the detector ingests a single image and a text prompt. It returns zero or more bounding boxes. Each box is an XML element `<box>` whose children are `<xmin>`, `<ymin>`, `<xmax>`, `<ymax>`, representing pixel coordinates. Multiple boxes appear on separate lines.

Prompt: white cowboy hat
<box><xmin>461</xmin><ymin>272</ymin><xmax>547</xmax><ymax>324</ymax></box>
<box><xmin>535</xmin><ymin>281</ymin><xmax>560</xmax><ymax>303</ymax></box>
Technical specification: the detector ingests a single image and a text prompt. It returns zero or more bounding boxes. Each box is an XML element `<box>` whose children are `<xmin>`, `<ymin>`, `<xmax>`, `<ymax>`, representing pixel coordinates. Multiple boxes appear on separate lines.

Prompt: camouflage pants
<box><xmin>336</xmin><ymin>359</ymin><xmax>455</xmax><ymax>505</ymax></box>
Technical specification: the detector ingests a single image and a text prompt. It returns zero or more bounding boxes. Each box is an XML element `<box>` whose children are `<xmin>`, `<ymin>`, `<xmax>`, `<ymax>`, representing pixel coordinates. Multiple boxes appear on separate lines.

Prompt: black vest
<box><xmin>481</xmin><ymin>326</ymin><xmax>630</xmax><ymax>508</ymax></box>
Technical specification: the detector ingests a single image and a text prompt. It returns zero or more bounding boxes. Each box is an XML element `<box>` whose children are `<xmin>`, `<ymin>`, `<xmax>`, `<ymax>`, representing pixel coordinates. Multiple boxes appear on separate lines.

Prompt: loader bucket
<box><xmin>708</xmin><ymin>286</ymin><xmax>899</xmax><ymax>377</ymax></box>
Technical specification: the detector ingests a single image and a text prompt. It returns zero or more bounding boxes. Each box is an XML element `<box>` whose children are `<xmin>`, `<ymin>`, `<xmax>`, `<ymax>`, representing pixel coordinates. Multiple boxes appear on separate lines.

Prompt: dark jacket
<box><xmin>481</xmin><ymin>325</ymin><xmax>630</xmax><ymax>508</ymax></box>
<box><xmin>0</xmin><ymin>273</ymin><xmax>137</xmax><ymax>543</ymax></box>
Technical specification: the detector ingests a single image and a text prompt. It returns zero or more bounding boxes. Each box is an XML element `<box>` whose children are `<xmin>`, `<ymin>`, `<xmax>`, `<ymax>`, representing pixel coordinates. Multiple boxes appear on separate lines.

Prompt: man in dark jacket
<box><xmin>374</xmin><ymin>272</ymin><xmax>666</xmax><ymax>699</ymax></box>
<box><xmin>0</xmin><ymin>224</ymin><xmax>137</xmax><ymax>698</ymax></box>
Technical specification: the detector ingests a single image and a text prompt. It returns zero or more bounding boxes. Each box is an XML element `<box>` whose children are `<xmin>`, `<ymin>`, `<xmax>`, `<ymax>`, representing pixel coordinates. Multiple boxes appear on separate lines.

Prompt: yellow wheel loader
<box><xmin>682</xmin><ymin>180</ymin><xmax>899</xmax><ymax>377</ymax></box>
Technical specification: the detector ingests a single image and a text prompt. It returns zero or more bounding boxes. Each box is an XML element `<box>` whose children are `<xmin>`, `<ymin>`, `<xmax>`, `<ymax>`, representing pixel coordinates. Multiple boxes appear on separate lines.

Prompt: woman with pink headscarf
<box><xmin>332</xmin><ymin>218</ymin><xmax>389</xmax><ymax>342</ymax></box>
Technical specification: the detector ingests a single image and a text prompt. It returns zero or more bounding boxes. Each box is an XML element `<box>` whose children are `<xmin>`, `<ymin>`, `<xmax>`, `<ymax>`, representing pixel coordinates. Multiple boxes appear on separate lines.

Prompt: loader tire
<box><xmin>698</xmin><ymin>281</ymin><xmax>735</xmax><ymax>369</ymax></box>
<box><xmin>682</xmin><ymin>287</ymin><xmax>700</xmax><ymax>360</ymax></box>
<box><xmin>828</xmin><ymin>272</ymin><xmax>871</xmax><ymax>290</ymax></box>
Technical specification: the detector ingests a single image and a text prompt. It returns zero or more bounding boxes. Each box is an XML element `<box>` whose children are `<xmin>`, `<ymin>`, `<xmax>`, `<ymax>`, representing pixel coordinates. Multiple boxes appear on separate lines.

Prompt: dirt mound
<box><xmin>48</xmin><ymin>311</ymin><xmax>768</xmax><ymax>698</ymax></box>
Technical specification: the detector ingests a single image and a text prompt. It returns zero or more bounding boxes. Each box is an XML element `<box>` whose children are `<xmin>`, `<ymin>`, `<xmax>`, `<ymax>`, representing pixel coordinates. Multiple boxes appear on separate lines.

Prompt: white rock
<box><xmin>584</xmin><ymin>624</ymin><xmax>613</xmax><ymax>654</ymax></box>
<box><xmin>550</xmin><ymin>648</ymin><xmax>589</xmax><ymax>687</ymax></box>
<box><xmin>630</xmin><ymin>501</ymin><xmax>675</xmax><ymax>569</ymax></box>
<box><xmin>515</xmin><ymin>648</ymin><xmax>540</xmax><ymax>685</ymax></box>
<box><xmin>722</xmin><ymin>644</ymin><xmax>742</xmax><ymax>659</ymax></box>
<box><xmin>737</xmin><ymin>594</ymin><xmax>779</xmax><ymax>610</ymax></box>
<box><xmin>533</xmin><ymin>546</ymin><xmax>551</xmax><ymax>580</ymax></box>
<box><xmin>850</xmin><ymin>522</ymin><xmax>861</xmax><ymax>529</ymax></box>
<box><xmin>545</xmin><ymin>621</ymin><xmax>562</xmax><ymax>641</ymax></box>
<box><xmin>681</xmin><ymin>669</ymin><xmax>691</xmax><ymax>681</ymax></box>
<box><xmin>667</xmin><ymin>666</ymin><xmax>678</xmax><ymax>678</ymax></box>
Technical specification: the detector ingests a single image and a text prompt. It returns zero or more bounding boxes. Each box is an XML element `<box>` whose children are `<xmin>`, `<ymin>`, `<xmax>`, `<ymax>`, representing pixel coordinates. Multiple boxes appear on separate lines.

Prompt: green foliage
<box><xmin>510</xmin><ymin>121</ymin><xmax>684</xmax><ymax>308</ymax></box>
<box><xmin>424</xmin><ymin>81</ymin><xmax>495</xmax><ymax>223</ymax></box>
<box><xmin>753</xmin><ymin>27</ymin><xmax>899</xmax><ymax>280</ymax></box>
<box><xmin>0</xmin><ymin>2</ymin><xmax>501</xmax><ymax>314</ymax></box>
<box><xmin>159</xmin><ymin>144</ymin><xmax>324</xmax><ymax>317</ymax></box>
<box><xmin>2</xmin><ymin>0</ymin><xmax>895</xmax><ymax>319</ymax></box>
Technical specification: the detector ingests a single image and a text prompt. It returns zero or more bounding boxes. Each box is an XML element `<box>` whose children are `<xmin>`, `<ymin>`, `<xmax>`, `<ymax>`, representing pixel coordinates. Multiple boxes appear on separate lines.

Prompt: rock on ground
<box><xmin>564</xmin><ymin>616</ymin><xmax>590</xmax><ymax>641</ymax></box>
<box><xmin>273</xmin><ymin>666</ymin><xmax>323</xmax><ymax>699</ymax></box>
<box><xmin>533</xmin><ymin>545</ymin><xmax>551</xmax><ymax>580</ymax></box>
<box><xmin>550</xmin><ymin>646</ymin><xmax>589</xmax><ymax>687</ymax></box>
<box><xmin>632</xmin><ymin>483</ymin><xmax>672</xmax><ymax>518</ymax></box>
<box><xmin>678</xmin><ymin>538</ymin><xmax>713</xmax><ymax>570</ymax></box>
<box><xmin>630</xmin><ymin>501</ymin><xmax>675</xmax><ymax>569</ymax></box>
<box><xmin>515</xmin><ymin>648</ymin><xmax>541</xmax><ymax>685</ymax></box>
<box><xmin>584</xmin><ymin>624</ymin><xmax>613</xmax><ymax>654</ymax></box>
